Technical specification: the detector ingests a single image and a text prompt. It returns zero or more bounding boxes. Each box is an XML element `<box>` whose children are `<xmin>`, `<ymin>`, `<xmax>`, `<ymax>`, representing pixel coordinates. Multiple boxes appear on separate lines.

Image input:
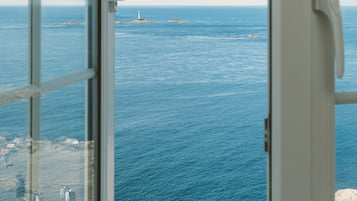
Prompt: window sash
<box><xmin>97</xmin><ymin>1</ymin><xmax>116</xmax><ymax>200</ymax></box>
<box><xmin>0</xmin><ymin>0</ymin><xmax>115</xmax><ymax>200</ymax></box>
<box><xmin>271</xmin><ymin>0</ymin><xmax>335</xmax><ymax>200</ymax></box>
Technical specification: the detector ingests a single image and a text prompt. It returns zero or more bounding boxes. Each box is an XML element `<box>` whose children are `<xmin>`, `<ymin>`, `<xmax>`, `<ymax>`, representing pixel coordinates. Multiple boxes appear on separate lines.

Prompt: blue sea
<box><xmin>0</xmin><ymin>5</ymin><xmax>357</xmax><ymax>200</ymax></box>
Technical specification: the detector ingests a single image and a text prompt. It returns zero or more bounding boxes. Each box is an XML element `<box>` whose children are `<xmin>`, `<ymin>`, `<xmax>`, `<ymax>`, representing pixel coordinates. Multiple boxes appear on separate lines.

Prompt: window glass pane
<box><xmin>116</xmin><ymin>6</ymin><xmax>267</xmax><ymax>200</ymax></box>
<box><xmin>336</xmin><ymin>6</ymin><xmax>357</xmax><ymax>194</ymax></box>
<box><xmin>1</xmin><ymin>1</ymin><xmax>95</xmax><ymax>200</ymax></box>
<box><xmin>336</xmin><ymin>105</ymin><xmax>357</xmax><ymax>189</ymax></box>
<box><xmin>0</xmin><ymin>100</ymin><xmax>29</xmax><ymax>200</ymax></box>
<box><xmin>0</xmin><ymin>101</ymin><xmax>27</xmax><ymax>138</ymax></box>
<box><xmin>38</xmin><ymin>82</ymin><xmax>93</xmax><ymax>200</ymax></box>
<box><xmin>0</xmin><ymin>6</ymin><xmax>28</xmax><ymax>88</ymax></box>
<box><xmin>41</xmin><ymin>3</ymin><xmax>86</xmax><ymax>81</ymax></box>
<box><xmin>41</xmin><ymin>83</ymin><xmax>85</xmax><ymax>141</ymax></box>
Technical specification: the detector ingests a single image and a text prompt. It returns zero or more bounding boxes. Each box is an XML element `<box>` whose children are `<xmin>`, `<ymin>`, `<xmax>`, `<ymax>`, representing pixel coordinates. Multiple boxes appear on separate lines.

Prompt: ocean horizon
<box><xmin>0</xmin><ymin>6</ymin><xmax>357</xmax><ymax>200</ymax></box>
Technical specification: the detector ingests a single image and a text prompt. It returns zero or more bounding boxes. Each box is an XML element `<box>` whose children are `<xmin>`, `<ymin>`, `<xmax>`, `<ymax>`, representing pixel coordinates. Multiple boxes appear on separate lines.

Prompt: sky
<box><xmin>0</xmin><ymin>0</ymin><xmax>355</xmax><ymax>6</ymax></box>
<box><xmin>118</xmin><ymin>0</ymin><xmax>267</xmax><ymax>6</ymax></box>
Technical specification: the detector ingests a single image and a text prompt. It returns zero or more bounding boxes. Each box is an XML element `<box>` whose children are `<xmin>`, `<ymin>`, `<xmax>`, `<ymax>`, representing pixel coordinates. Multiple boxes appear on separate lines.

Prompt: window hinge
<box><xmin>108</xmin><ymin>0</ymin><xmax>117</xmax><ymax>13</ymax></box>
<box><xmin>108</xmin><ymin>0</ymin><xmax>124</xmax><ymax>13</ymax></box>
<box><xmin>264</xmin><ymin>118</ymin><xmax>271</xmax><ymax>153</ymax></box>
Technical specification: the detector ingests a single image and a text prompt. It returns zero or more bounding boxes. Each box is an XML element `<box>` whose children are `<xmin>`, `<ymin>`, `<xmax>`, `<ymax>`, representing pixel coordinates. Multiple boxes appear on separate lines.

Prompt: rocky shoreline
<box><xmin>336</xmin><ymin>189</ymin><xmax>357</xmax><ymax>201</ymax></box>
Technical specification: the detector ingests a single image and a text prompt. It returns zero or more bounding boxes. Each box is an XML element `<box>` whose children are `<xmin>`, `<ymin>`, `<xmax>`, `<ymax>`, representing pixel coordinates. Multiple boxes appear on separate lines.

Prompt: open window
<box><xmin>269</xmin><ymin>0</ymin><xmax>357</xmax><ymax>200</ymax></box>
<box><xmin>115</xmin><ymin>2</ymin><xmax>268</xmax><ymax>200</ymax></box>
<box><xmin>0</xmin><ymin>0</ymin><xmax>115</xmax><ymax>200</ymax></box>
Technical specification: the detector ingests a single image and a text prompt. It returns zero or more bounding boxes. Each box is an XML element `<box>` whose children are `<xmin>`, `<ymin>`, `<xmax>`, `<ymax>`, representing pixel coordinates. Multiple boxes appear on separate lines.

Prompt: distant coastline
<box><xmin>116</xmin><ymin>10</ymin><xmax>186</xmax><ymax>25</ymax></box>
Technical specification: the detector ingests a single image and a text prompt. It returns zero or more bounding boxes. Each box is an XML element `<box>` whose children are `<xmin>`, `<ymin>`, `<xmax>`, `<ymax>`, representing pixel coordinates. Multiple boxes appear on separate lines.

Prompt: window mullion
<box><xmin>98</xmin><ymin>1</ymin><xmax>115</xmax><ymax>201</ymax></box>
<box><xmin>28</xmin><ymin>0</ymin><xmax>41</xmax><ymax>199</ymax></box>
<box><xmin>86</xmin><ymin>0</ymin><xmax>99</xmax><ymax>200</ymax></box>
<box><xmin>29</xmin><ymin>0</ymin><xmax>41</xmax><ymax>138</ymax></box>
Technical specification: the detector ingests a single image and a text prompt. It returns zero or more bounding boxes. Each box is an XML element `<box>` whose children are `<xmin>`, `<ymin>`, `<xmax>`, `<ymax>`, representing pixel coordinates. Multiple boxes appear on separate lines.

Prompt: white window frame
<box><xmin>98</xmin><ymin>0</ymin><xmax>116</xmax><ymax>200</ymax></box>
<box><xmin>269</xmin><ymin>0</ymin><xmax>337</xmax><ymax>200</ymax></box>
<box><xmin>0</xmin><ymin>0</ymin><xmax>115</xmax><ymax>200</ymax></box>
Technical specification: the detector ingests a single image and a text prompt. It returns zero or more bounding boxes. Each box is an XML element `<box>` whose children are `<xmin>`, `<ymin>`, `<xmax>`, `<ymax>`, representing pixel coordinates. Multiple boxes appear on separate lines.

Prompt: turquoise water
<box><xmin>115</xmin><ymin>7</ymin><xmax>267</xmax><ymax>200</ymax></box>
<box><xmin>0</xmin><ymin>6</ymin><xmax>357</xmax><ymax>200</ymax></box>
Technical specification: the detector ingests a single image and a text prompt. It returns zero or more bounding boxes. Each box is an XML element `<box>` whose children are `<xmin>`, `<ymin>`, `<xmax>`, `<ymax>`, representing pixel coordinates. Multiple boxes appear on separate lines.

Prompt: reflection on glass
<box><xmin>41</xmin><ymin>2</ymin><xmax>86</xmax><ymax>81</ymax></box>
<box><xmin>1</xmin><ymin>1</ymin><xmax>94</xmax><ymax>201</ymax></box>
<box><xmin>38</xmin><ymin>82</ymin><xmax>93</xmax><ymax>201</ymax></box>
<box><xmin>0</xmin><ymin>100</ymin><xmax>29</xmax><ymax>200</ymax></box>
<box><xmin>0</xmin><ymin>6</ymin><xmax>28</xmax><ymax>88</ymax></box>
